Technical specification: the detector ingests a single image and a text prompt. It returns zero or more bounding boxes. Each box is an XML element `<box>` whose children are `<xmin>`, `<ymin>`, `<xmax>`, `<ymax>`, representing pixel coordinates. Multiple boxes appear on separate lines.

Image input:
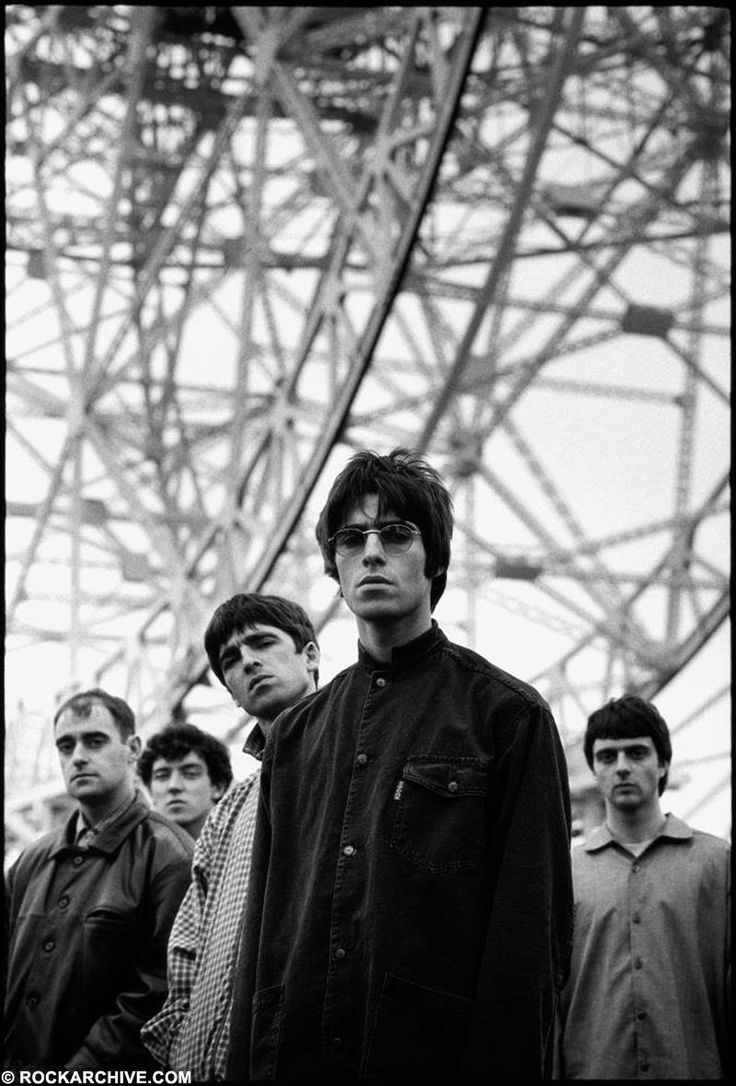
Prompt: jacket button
<box><xmin>43</xmin><ymin>940</ymin><xmax>55</xmax><ymax>953</ymax></box>
<box><xmin>632</xmin><ymin>912</ymin><xmax>641</xmax><ymax>924</ymax></box>
<box><xmin>343</xmin><ymin>845</ymin><xmax>356</xmax><ymax>857</ymax></box>
<box><xmin>447</xmin><ymin>780</ymin><xmax>459</xmax><ymax>793</ymax></box>
<box><xmin>334</xmin><ymin>948</ymin><xmax>346</xmax><ymax>960</ymax></box>
<box><xmin>356</xmin><ymin>753</ymin><xmax>368</xmax><ymax>766</ymax></box>
<box><xmin>27</xmin><ymin>995</ymin><xmax>39</xmax><ymax>1008</ymax></box>
<box><xmin>375</xmin><ymin>677</ymin><xmax>387</xmax><ymax>688</ymax></box>
<box><xmin>636</xmin><ymin>1010</ymin><xmax>647</xmax><ymax>1021</ymax></box>
<box><xmin>73</xmin><ymin>855</ymin><xmax>84</xmax><ymax>866</ymax></box>
<box><xmin>58</xmin><ymin>896</ymin><xmax>69</xmax><ymax>909</ymax></box>
<box><xmin>634</xmin><ymin>957</ymin><xmax>643</xmax><ymax>970</ymax></box>
<box><xmin>332</xmin><ymin>1037</ymin><xmax>343</xmax><ymax>1049</ymax></box>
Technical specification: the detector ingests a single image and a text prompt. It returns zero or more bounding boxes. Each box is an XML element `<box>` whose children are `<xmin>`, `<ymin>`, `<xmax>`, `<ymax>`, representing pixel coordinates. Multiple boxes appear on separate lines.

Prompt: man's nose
<box><xmin>71</xmin><ymin>742</ymin><xmax>88</xmax><ymax>764</ymax></box>
<box><xmin>362</xmin><ymin>531</ymin><xmax>386</xmax><ymax>563</ymax></box>
<box><xmin>239</xmin><ymin>644</ymin><xmax>261</xmax><ymax>671</ymax></box>
<box><xmin>167</xmin><ymin>772</ymin><xmax>183</xmax><ymax>791</ymax></box>
<box><xmin>614</xmin><ymin>753</ymin><xmax>630</xmax><ymax>773</ymax></box>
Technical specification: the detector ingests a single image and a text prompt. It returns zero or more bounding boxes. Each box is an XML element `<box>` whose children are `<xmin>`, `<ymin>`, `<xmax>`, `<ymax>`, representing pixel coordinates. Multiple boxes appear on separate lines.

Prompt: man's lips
<box><xmin>358</xmin><ymin>576</ymin><xmax>392</xmax><ymax>588</ymax></box>
<box><xmin>71</xmin><ymin>773</ymin><xmax>95</xmax><ymax>782</ymax></box>
<box><xmin>248</xmin><ymin>674</ymin><xmax>272</xmax><ymax>694</ymax></box>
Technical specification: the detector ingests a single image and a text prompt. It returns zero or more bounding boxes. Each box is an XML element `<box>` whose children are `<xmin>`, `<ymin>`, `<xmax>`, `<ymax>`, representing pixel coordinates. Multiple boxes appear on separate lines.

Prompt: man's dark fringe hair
<box><xmin>204</xmin><ymin>593</ymin><xmax>318</xmax><ymax>688</ymax></box>
<box><xmin>315</xmin><ymin>448</ymin><xmax>453</xmax><ymax>611</ymax></box>
<box><xmin>584</xmin><ymin>695</ymin><xmax>672</xmax><ymax>795</ymax></box>
<box><xmin>137</xmin><ymin>722</ymin><xmax>233</xmax><ymax>792</ymax></box>
<box><xmin>53</xmin><ymin>687</ymin><xmax>136</xmax><ymax>740</ymax></box>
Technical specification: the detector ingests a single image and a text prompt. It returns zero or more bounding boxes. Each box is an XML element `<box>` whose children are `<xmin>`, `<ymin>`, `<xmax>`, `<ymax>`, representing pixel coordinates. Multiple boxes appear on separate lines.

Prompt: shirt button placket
<box><xmin>629</xmin><ymin>858</ymin><xmax>649</xmax><ymax>1072</ymax></box>
<box><xmin>323</xmin><ymin>676</ymin><xmax>375</xmax><ymax>1070</ymax></box>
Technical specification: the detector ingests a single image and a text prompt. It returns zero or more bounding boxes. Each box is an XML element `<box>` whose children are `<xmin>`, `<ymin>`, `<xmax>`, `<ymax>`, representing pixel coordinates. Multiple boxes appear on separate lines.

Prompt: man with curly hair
<box><xmin>138</xmin><ymin>723</ymin><xmax>233</xmax><ymax>840</ymax></box>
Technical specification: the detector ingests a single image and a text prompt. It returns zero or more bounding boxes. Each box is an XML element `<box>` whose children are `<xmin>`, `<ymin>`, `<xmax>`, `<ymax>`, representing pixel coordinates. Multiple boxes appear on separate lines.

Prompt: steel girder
<box><xmin>5</xmin><ymin>8</ymin><xmax>730</xmax><ymax>824</ymax></box>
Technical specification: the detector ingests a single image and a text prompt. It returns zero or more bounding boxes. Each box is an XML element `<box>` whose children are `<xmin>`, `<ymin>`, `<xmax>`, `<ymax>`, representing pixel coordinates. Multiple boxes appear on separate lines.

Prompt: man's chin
<box><xmin>68</xmin><ymin>779</ymin><xmax>100</xmax><ymax>796</ymax></box>
<box><xmin>611</xmin><ymin>793</ymin><xmax>640</xmax><ymax>809</ymax></box>
<box><xmin>244</xmin><ymin>692</ymin><xmax>281</xmax><ymax>719</ymax></box>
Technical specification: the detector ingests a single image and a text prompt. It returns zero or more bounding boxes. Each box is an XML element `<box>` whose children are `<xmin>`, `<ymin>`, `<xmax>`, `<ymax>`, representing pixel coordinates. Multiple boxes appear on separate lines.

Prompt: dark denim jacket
<box><xmin>227</xmin><ymin>623</ymin><xmax>573</xmax><ymax>1080</ymax></box>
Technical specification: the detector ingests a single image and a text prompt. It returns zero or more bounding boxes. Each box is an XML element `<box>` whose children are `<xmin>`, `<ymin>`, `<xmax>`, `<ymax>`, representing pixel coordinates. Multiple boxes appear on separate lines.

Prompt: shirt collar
<box><xmin>243</xmin><ymin>721</ymin><xmax>267</xmax><ymax>760</ymax></box>
<box><xmin>74</xmin><ymin>790</ymin><xmax>137</xmax><ymax>845</ymax></box>
<box><xmin>583</xmin><ymin>811</ymin><xmax>693</xmax><ymax>852</ymax></box>
<box><xmin>357</xmin><ymin>620</ymin><xmax>446</xmax><ymax>673</ymax></box>
<box><xmin>52</xmin><ymin>792</ymin><xmax>147</xmax><ymax>857</ymax></box>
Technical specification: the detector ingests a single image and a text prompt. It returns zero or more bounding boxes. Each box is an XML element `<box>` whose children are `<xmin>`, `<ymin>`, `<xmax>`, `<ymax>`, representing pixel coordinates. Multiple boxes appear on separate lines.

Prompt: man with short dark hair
<box><xmin>557</xmin><ymin>695</ymin><xmax>731</xmax><ymax>1079</ymax></box>
<box><xmin>227</xmin><ymin>447</ymin><xmax>574</xmax><ymax>1080</ymax></box>
<box><xmin>4</xmin><ymin>689</ymin><xmax>193</xmax><ymax>1072</ymax></box>
<box><xmin>142</xmin><ymin>594</ymin><xmax>319</xmax><ymax>1081</ymax></box>
<box><xmin>138</xmin><ymin>723</ymin><xmax>233</xmax><ymax>839</ymax></box>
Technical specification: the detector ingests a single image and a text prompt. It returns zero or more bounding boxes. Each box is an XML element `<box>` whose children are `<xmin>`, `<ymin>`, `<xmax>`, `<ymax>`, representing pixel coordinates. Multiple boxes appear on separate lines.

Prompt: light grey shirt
<box><xmin>558</xmin><ymin>813</ymin><xmax>730</xmax><ymax>1080</ymax></box>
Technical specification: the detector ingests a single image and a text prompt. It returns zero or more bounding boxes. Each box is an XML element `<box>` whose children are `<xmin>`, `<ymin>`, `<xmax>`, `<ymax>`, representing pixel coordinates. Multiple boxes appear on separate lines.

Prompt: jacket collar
<box><xmin>50</xmin><ymin>793</ymin><xmax>150</xmax><ymax>859</ymax></box>
<box><xmin>357</xmin><ymin>620</ymin><xmax>446</xmax><ymax>674</ymax></box>
<box><xmin>583</xmin><ymin>811</ymin><xmax>693</xmax><ymax>853</ymax></box>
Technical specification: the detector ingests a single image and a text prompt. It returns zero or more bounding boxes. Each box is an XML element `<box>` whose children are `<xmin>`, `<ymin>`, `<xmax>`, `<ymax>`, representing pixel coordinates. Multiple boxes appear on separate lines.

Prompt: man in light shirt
<box><xmin>558</xmin><ymin>695</ymin><xmax>731</xmax><ymax>1079</ymax></box>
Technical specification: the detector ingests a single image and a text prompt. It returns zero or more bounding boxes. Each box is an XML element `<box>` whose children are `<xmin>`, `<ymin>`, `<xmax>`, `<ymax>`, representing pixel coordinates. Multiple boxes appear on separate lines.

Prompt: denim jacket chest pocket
<box><xmin>389</xmin><ymin>756</ymin><xmax>490</xmax><ymax>875</ymax></box>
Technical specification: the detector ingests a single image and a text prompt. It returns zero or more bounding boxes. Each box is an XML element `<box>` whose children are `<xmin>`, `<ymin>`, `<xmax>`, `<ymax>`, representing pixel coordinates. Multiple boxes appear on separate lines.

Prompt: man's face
<box><xmin>218</xmin><ymin>622</ymin><xmax>318</xmax><ymax>725</ymax></box>
<box><xmin>592</xmin><ymin>735</ymin><xmax>667</xmax><ymax>811</ymax></box>
<box><xmin>335</xmin><ymin>494</ymin><xmax>434</xmax><ymax>628</ymax></box>
<box><xmin>54</xmin><ymin>701</ymin><xmax>138</xmax><ymax>807</ymax></box>
<box><xmin>148</xmin><ymin>751</ymin><xmax>224</xmax><ymax>835</ymax></box>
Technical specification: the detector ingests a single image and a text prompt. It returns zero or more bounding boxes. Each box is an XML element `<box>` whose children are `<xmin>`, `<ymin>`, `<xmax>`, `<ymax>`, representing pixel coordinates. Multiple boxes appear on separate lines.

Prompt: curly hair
<box><xmin>137</xmin><ymin>723</ymin><xmax>233</xmax><ymax>792</ymax></box>
<box><xmin>315</xmin><ymin>447</ymin><xmax>453</xmax><ymax>611</ymax></box>
<box><xmin>584</xmin><ymin>695</ymin><xmax>672</xmax><ymax>795</ymax></box>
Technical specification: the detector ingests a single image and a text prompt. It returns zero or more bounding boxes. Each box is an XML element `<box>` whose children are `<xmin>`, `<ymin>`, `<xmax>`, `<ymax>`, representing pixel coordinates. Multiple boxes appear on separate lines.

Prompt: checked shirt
<box><xmin>141</xmin><ymin>726</ymin><xmax>264</xmax><ymax>1080</ymax></box>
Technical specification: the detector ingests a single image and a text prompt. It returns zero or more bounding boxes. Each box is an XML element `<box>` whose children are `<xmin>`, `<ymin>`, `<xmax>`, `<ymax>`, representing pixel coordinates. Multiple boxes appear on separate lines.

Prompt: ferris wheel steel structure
<box><xmin>5</xmin><ymin>8</ymin><xmax>730</xmax><ymax>779</ymax></box>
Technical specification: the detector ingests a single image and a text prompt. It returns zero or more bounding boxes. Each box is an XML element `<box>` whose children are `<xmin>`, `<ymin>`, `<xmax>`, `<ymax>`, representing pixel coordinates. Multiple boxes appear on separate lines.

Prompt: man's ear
<box><xmin>304</xmin><ymin>640</ymin><xmax>320</xmax><ymax>674</ymax></box>
<box><xmin>127</xmin><ymin>735</ymin><xmax>142</xmax><ymax>761</ymax></box>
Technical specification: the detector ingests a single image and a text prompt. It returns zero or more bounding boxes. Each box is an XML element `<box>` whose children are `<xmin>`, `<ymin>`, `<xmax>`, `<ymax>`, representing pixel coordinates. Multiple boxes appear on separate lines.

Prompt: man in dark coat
<box><xmin>227</xmin><ymin>448</ymin><xmax>574</xmax><ymax>1080</ymax></box>
<box><xmin>4</xmin><ymin>688</ymin><xmax>193</xmax><ymax>1071</ymax></box>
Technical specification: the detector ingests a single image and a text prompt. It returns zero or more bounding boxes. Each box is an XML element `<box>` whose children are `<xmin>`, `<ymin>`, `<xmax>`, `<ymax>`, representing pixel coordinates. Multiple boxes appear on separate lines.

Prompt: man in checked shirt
<box><xmin>141</xmin><ymin>593</ymin><xmax>320</xmax><ymax>1081</ymax></box>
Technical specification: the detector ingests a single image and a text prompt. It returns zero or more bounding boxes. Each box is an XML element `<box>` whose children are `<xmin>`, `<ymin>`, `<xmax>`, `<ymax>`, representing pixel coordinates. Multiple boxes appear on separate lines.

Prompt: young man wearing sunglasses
<box><xmin>227</xmin><ymin>448</ymin><xmax>574</xmax><ymax>1081</ymax></box>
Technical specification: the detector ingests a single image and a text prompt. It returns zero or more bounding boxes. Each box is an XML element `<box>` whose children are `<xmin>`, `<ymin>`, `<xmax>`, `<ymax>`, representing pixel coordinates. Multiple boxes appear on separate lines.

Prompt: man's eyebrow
<box><xmin>595</xmin><ymin>742</ymin><xmax>650</xmax><ymax>753</ymax></box>
<box><xmin>219</xmin><ymin>631</ymin><xmax>275</xmax><ymax>657</ymax></box>
<box><xmin>54</xmin><ymin>730</ymin><xmax>108</xmax><ymax>745</ymax></box>
<box><xmin>341</xmin><ymin>516</ymin><xmax>407</xmax><ymax>529</ymax></box>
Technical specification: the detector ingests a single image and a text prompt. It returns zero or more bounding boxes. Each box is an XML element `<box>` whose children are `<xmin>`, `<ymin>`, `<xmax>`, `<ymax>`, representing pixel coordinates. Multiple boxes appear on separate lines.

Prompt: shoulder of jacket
<box><xmin>137</xmin><ymin>808</ymin><xmax>194</xmax><ymax>858</ymax></box>
<box><xmin>276</xmin><ymin>669</ymin><xmax>355</xmax><ymax>723</ymax></box>
<box><xmin>442</xmin><ymin>640</ymin><xmax>550</xmax><ymax>713</ymax></box>
<box><xmin>9</xmin><ymin>827</ymin><xmax>63</xmax><ymax>873</ymax></box>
